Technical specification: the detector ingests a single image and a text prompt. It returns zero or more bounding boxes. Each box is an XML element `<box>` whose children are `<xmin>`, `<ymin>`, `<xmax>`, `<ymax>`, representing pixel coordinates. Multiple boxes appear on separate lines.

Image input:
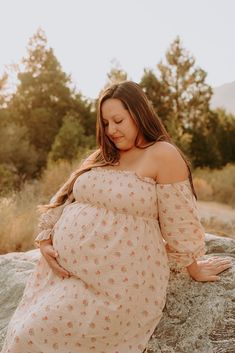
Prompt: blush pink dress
<box><xmin>1</xmin><ymin>167</ymin><xmax>205</xmax><ymax>353</ymax></box>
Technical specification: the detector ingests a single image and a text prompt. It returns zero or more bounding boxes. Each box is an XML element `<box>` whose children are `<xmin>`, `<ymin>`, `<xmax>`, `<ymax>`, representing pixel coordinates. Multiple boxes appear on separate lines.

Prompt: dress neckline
<box><xmin>91</xmin><ymin>167</ymin><xmax>191</xmax><ymax>187</ymax></box>
<box><xmin>91</xmin><ymin>167</ymin><xmax>157</xmax><ymax>185</ymax></box>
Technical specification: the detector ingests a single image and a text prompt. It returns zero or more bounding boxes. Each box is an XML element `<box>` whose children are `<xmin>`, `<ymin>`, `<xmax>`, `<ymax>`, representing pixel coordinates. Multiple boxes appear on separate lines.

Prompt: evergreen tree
<box><xmin>214</xmin><ymin>108</ymin><xmax>235</xmax><ymax>165</ymax></box>
<box><xmin>0</xmin><ymin>122</ymin><xmax>38</xmax><ymax>192</ymax></box>
<box><xmin>140</xmin><ymin>69</ymin><xmax>172</xmax><ymax>129</ymax></box>
<box><xmin>8</xmin><ymin>28</ymin><xmax>94</xmax><ymax>173</ymax></box>
<box><xmin>49</xmin><ymin>112</ymin><xmax>95</xmax><ymax>162</ymax></box>
<box><xmin>71</xmin><ymin>92</ymin><xmax>97</xmax><ymax>138</ymax></box>
<box><xmin>189</xmin><ymin>108</ymin><xmax>235</xmax><ymax>168</ymax></box>
<box><xmin>10</xmin><ymin>29</ymin><xmax>72</xmax><ymax>151</ymax></box>
<box><xmin>0</xmin><ymin>73</ymin><xmax>38</xmax><ymax>191</ymax></box>
<box><xmin>158</xmin><ymin>37</ymin><xmax>212</xmax><ymax>137</ymax></box>
<box><xmin>190</xmin><ymin>111</ymin><xmax>222</xmax><ymax>168</ymax></box>
<box><xmin>140</xmin><ymin>37</ymin><xmax>213</xmax><ymax>157</ymax></box>
<box><xmin>105</xmin><ymin>59</ymin><xmax>128</xmax><ymax>86</ymax></box>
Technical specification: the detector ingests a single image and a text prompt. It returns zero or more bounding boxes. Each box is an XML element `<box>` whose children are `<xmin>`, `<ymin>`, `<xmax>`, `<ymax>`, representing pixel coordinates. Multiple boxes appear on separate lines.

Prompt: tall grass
<box><xmin>39</xmin><ymin>159</ymin><xmax>82</xmax><ymax>202</ymax></box>
<box><xmin>193</xmin><ymin>163</ymin><xmax>235</xmax><ymax>207</ymax></box>
<box><xmin>0</xmin><ymin>181</ymin><xmax>40</xmax><ymax>254</ymax></box>
<box><xmin>0</xmin><ymin>158</ymin><xmax>84</xmax><ymax>254</ymax></box>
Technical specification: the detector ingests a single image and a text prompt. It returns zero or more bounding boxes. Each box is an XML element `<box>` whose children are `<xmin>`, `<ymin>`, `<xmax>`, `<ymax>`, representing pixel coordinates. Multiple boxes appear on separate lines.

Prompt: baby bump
<box><xmin>52</xmin><ymin>202</ymin><xmax>97</xmax><ymax>277</ymax></box>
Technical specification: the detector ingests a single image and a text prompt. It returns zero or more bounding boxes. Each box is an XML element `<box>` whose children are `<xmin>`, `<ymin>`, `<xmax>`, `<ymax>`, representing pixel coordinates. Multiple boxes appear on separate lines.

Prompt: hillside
<box><xmin>211</xmin><ymin>81</ymin><xmax>235</xmax><ymax>114</ymax></box>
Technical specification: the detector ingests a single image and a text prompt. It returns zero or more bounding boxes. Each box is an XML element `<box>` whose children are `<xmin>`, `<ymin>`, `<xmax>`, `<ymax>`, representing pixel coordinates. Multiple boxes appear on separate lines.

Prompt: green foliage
<box><xmin>190</xmin><ymin>109</ymin><xmax>235</xmax><ymax>168</ymax></box>
<box><xmin>159</xmin><ymin>36</ymin><xmax>212</xmax><ymax>131</ymax></box>
<box><xmin>8</xmin><ymin>29</ymin><xmax>72</xmax><ymax>164</ymax></box>
<box><xmin>0</xmin><ymin>121</ymin><xmax>39</xmax><ymax>193</ymax></box>
<box><xmin>140</xmin><ymin>69</ymin><xmax>172</xmax><ymax>127</ymax></box>
<box><xmin>72</xmin><ymin>94</ymin><xmax>97</xmax><ymax>137</ymax></box>
<box><xmin>48</xmin><ymin>113</ymin><xmax>95</xmax><ymax>162</ymax></box>
<box><xmin>4</xmin><ymin>28</ymin><xmax>96</xmax><ymax>182</ymax></box>
<box><xmin>190</xmin><ymin>111</ymin><xmax>222</xmax><ymax>168</ymax></box>
<box><xmin>190</xmin><ymin>131</ymin><xmax>221</xmax><ymax>168</ymax></box>
<box><xmin>139</xmin><ymin>36</ymin><xmax>235</xmax><ymax>168</ymax></box>
<box><xmin>141</xmin><ymin>37</ymin><xmax>212</xmax><ymax>147</ymax></box>
<box><xmin>214</xmin><ymin>108</ymin><xmax>235</xmax><ymax>165</ymax></box>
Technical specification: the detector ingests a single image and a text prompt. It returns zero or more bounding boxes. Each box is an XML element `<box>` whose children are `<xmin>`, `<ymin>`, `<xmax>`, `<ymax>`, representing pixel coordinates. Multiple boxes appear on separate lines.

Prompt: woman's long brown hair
<box><xmin>38</xmin><ymin>80</ymin><xmax>196</xmax><ymax>213</ymax></box>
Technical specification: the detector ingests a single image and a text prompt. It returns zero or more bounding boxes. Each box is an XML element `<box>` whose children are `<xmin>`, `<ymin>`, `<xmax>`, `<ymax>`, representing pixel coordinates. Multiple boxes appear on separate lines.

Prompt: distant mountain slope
<box><xmin>210</xmin><ymin>82</ymin><xmax>235</xmax><ymax>114</ymax></box>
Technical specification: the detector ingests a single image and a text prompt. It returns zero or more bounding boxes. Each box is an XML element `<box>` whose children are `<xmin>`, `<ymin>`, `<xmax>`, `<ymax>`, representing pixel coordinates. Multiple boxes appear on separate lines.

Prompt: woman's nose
<box><xmin>107</xmin><ymin>123</ymin><xmax>117</xmax><ymax>136</ymax></box>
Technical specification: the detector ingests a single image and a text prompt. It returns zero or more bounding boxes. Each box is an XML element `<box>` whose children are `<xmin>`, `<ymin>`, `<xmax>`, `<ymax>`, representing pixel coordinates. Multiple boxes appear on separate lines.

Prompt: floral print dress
<box><xmin>1</xmin><ymin>167</ymin><xmax>205</xmax><ymax>353</ymax></box>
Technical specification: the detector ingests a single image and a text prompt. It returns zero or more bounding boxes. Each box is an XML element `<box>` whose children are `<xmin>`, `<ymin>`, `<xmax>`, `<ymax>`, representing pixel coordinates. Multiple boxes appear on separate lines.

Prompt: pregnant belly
<box><xmin>52</xmin><ymin>202</ymin><xmax>97</xmax><ymax>277</ymax></box>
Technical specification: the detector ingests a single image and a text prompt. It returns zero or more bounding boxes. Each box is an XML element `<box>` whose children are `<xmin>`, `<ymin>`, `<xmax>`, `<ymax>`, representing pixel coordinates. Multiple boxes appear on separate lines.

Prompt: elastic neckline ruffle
<box><xmin>91</xmin><ymin>167</ymin><xmax>191</xmax><ymax>187</ymax></box>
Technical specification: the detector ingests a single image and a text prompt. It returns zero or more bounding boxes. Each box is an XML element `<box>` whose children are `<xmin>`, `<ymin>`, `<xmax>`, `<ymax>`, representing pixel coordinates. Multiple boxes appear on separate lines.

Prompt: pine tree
<box><xmin>158</xmin><ymin>37</ymin><xmax>212</xmax><ymax>141</ymax></box>
<box><xmin>8</xmin><ymin>28</ymin><xmax>95</xmax><ymax>173</ymax></box>
<box><xmin>140</xmin><ymin>68</ymin><xmax>172</xmax><ymax>129</ymax></box>
<box><xmin>105</xmin><ymin>59</ymin><xmax>128</xmax><ymax>86</ymax></box>
<box><xmin>49</xmin><ymin>112</ymin><xmax>95</xmax><ymax>162</ymax></box>
<box><xmin>10</xmin><ymin>29</ymin><xmax>72</xmax><ymax>151</ymax></box>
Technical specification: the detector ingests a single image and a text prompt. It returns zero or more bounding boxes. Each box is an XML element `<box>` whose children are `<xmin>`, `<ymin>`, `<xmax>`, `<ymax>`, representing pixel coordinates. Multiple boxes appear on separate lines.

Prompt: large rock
<box><xmin>0</xmin><ymin>249</ymin><xmax>40</xmax><ymax>346</ymax></box>
<box><xmin>0</xmin><ymin>234</ymin><xmax>234</xmax><ymax>353</ymax></box>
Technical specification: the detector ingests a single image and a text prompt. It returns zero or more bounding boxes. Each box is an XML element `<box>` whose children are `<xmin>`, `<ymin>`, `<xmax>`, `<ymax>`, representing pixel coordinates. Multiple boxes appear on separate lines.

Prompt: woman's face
<box><xmin>101</xmin><ymin>98</ymin><xmax>142</xmax><ymax>151</ymax></box>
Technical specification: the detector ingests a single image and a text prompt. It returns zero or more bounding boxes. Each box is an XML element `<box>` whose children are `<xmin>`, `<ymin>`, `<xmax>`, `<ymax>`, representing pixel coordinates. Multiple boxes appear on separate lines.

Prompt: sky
<box><xmin>0</xmin><ymin>0</ymin><xmax>235</xmax><ymax>99</ymax></box>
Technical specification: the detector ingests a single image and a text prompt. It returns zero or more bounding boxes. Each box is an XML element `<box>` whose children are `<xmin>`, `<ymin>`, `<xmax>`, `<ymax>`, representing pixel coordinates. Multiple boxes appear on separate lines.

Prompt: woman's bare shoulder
<box><xmin>149</xmin><ymin>141</ymin><xmax>189</xmax><ymax>183</ymax></box>
<box><xmin>150</xmin><ymin>141</ymin><xmax>177</xmax><ymax>155</ymax></box>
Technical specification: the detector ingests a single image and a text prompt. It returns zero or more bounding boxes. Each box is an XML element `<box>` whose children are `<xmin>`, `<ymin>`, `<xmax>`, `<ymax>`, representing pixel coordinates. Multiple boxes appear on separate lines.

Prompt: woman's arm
<box><xmin>153</xmin><ymin>142</ymin><xmax>232</xmax><ymax>281</ymax></box>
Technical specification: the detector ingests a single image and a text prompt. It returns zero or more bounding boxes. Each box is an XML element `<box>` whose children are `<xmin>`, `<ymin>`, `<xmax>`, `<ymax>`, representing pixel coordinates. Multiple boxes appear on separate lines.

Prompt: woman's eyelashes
<box><xmin>103</xmin><ymin>120</ymin><xmax>123</xmax><ymax>127</ymax></box>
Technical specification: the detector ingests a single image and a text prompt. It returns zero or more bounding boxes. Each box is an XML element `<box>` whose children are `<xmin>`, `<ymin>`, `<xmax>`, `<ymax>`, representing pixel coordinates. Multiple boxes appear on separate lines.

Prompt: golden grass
<box><xmin>39</xmin><ymin>159</ymin><xmax>80</xmax><ymax>202</ymax></box>
<box><xmin>200</xmin><ymin>215</ymin><xmax>235</xmax><ymax>240</ymax></box>
<box><xmin>193</xmin><ymin>163</ymin><xmax>235</xmax><ymax>207</ymax></box>
<box><xmin>0</xmin><ymin>155</ymin><xmax>87</xmax><ymax>254</ymax></box>
<box><xmin>0</xmin><ymin>182</ymin><xmax>39</xmax><ymax>254</ymax></box>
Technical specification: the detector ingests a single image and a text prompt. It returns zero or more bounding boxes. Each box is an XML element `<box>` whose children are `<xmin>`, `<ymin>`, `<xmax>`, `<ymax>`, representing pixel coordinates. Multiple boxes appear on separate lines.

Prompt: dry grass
<box><xmin>0</xmin><ymin>182</ymin><xmax>39</xmax><ymax>254</ymax></box>
<box><xmin>191</xmin><ymin>164</ymin><xmax>235</xmax><ymax>238</ymax></box>
<box><xmin>0</xmin><ymin>157</ymin><xmax>86</xmax><ymax>254</ymax></box>
<box><xmin>201</xmin><ymin>214</ymin><xmax>235</xmax><ymax>239</ymax></box>
<box><xmin>193</xmin><ymin>163</ymin><xmax>235</xmax><ymax>207</ymax></box>
<box><xmin>200</xmin><ymin>216</ymin><xmax>235</xmax><ymax>240</ymax></box>
<box><xmin>39</xmin><ymin>159</ymin><xmax>81</xmax><ymax>202</ymax></box>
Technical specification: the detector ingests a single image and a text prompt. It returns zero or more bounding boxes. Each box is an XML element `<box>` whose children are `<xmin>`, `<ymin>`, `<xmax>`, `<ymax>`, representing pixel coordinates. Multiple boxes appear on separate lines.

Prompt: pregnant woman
<box><xmin>1</xmin><ymin>81</ymin><xmax>232</xmax><ymax>353</ymax></box>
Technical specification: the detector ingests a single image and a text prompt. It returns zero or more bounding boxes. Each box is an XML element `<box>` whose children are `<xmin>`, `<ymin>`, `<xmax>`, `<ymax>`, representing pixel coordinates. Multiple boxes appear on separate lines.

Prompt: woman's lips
<box><xmin>113</xmin><ymin>137</ymin><xmax>123</xmax><ymax>142</ymax></box>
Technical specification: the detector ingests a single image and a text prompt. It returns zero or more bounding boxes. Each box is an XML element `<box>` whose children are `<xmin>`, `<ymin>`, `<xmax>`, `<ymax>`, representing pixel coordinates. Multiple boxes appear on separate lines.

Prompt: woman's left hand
<box><xmin>186</xmin><ymin>256</ymin><xmax>233</xmax><ymax>282</ymax></box>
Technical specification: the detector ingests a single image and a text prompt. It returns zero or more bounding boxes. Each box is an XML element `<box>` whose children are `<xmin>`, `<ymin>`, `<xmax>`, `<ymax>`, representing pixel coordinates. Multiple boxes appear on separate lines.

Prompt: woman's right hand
<box><xmin>39</xmin><ymin>239</ymin><xmax>71</xmax><ymax>279</ymax></box>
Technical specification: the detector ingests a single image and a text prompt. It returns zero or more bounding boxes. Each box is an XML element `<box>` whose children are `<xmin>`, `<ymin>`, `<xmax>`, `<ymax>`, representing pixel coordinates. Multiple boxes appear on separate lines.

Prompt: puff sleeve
<box><xmin>156</xmin><ymin>179</ymin><xmax>206</xmax><ymax>271</ymax></box>
<box><xmin>34</xmin><ymin>192</ymin><xmax>74</xmax><ymax>248</ymax></box>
